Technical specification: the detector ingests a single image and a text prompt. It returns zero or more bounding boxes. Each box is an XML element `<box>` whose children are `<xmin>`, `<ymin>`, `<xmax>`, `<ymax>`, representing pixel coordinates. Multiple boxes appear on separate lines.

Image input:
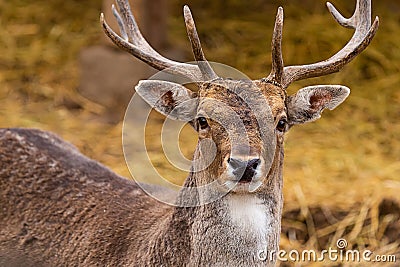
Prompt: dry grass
<box><xmin>1</xmin><ymin>0</ymin><xmax>399</xmax><ymax>265</ymax></box>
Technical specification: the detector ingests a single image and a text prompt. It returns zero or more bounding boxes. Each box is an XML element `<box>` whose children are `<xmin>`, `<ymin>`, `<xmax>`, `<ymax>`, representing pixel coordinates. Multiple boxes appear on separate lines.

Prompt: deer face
<box><xmin>194</xmin><ymin>80</ymin><xmax>286</xmax><ymax>194</ymax></box>
<box><xmin>136</xmin><ymin>78</ymin><xmax>349</xmax><ymax>194</ymax></box>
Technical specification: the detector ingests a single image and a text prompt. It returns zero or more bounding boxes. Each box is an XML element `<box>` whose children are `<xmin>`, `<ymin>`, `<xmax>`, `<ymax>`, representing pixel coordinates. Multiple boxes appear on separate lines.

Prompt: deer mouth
<box><xmin>224</xmin><ymin>179</ymin><xmax>263</xmax><ymax>193</ymax></box>
<box><xmin>222</xmin><ymin>165</ymin><xmax>263</xmax><ymax>193</ymax></box>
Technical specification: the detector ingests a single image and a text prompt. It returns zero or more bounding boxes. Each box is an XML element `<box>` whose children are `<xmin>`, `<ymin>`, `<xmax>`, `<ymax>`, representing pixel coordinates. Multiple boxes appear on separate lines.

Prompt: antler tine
<box><xmin>111</xmin><ymin>4</ymin><xmax>128</xmax><ymax>41</ymax></box>
<box><xmin>266</xmin><ymin>7</ymin><xmax>284</xmax><ymax>86</ymax></box>
<box><xmin>114</xmin><ymin>0</ymin><xmax>152</xmax><ymax>50</ymax></box>
<box><xmin>327</xmin><ymin>0</ymin><xmax>370</xmax><ymax>30</ymax></box>
<box><xmin>279</xmin><ymin>0</ymin><xmax>379</xmax><ymax>89</ymax></box>
<box><xmin>101</xmin><ymin>0</ymin><xmax>208</xmax><ymax>81</ymax></box>
<box><xmin>183</xmin><ymin>5</ymin><xmax>218</xmax><ymax>80</ymax></box>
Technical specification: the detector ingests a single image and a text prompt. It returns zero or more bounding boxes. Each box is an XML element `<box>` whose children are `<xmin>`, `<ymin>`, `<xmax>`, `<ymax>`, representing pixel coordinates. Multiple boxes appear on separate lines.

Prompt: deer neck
<box><xmin>171</xmin><ymin>145</ymin><xmax>284</xmax><ymax>265</ymax></box>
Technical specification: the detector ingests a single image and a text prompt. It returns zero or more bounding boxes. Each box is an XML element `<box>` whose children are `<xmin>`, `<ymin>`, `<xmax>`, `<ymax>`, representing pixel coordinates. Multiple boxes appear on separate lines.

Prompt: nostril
<box><xmin>247</xmin><ymin>158</ymin><xmax>261</xmax><ymax>170</ymax></box>
<box><xmin>227</xmin><ymin>158</ymin><xmax>245</xmax><ymax>170</ymax></box>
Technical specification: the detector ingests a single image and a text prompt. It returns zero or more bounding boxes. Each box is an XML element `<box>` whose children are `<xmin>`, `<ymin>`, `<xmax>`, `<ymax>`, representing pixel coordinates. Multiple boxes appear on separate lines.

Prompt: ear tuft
<box><xmin>157</xmin><ymin>90</ymin><xmax>175</xmax><ymax>114</ymax></box>
<box><xmin>287</xmin><ymin>85</ymin><xmax>350</xmax><ymax>125</ymax></box>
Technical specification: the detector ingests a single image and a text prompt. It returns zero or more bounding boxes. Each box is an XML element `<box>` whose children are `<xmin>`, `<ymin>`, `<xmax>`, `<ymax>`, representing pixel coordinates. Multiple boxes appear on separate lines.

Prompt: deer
<box><xmin>0</xmin><ymin>0</ymin><xmax>378</xmax><ymax>266</ymax></box>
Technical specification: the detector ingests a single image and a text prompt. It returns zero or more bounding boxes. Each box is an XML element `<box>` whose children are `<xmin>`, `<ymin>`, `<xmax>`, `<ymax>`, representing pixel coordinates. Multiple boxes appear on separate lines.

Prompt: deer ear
<box><xmin>287</xmin><ymin>85</ymin><xmax>350</xmax><ymax>125</ymax></box>
<box><xmin>135</xmin><ymin>80</ymin><xmax>198</xmax><ymax>121</ymax></box>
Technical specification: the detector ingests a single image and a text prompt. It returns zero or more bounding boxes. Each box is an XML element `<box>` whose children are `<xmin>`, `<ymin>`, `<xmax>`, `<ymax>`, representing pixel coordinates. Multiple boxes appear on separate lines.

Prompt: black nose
<box><xmin>228</xmin><ymin>157</ymin><xmax>261</xmax><ymax>183</ymax></box>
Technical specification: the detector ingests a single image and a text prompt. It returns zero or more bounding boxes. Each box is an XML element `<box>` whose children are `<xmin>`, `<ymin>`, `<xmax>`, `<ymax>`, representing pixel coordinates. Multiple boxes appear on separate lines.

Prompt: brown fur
<box><xmin>0</xmin><ymin>129</ymin><xmax>177</xmax><ymax>266</ymax></box>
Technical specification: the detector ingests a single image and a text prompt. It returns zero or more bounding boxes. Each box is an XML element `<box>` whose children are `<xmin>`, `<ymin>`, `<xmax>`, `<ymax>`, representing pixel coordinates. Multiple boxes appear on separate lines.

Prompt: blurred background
<box><xmin>1</xmin><ymin>0</ymin><xmax>399</xmax><ymax>264</ymax></box>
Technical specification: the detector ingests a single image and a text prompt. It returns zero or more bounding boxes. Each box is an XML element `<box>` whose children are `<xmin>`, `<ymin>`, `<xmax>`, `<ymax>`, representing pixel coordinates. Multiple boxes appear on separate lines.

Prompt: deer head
<box><xmin>101</xmin><ymin>0</ymin><xmax>378</xmax><ymax>203</ymax></box>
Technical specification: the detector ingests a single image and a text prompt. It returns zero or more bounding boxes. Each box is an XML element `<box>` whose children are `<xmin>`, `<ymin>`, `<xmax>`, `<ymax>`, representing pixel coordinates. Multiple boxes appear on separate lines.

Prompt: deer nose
<box><xmin>227</xmin><ymin>157</ymin><xmax>261</xmax><ymax>183</ymax></box>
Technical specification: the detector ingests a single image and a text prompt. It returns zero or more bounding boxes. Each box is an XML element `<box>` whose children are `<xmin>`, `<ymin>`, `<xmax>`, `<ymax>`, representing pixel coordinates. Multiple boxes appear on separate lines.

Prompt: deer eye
<box><xmin>197</xmin><ymin>117</ymin><xmax>209</xmax><ymax>130</ymax></box>
<box><xmin>276</xmin><ymin>118</ymin><xmax>288</xmax><ymax>133</ymax></box>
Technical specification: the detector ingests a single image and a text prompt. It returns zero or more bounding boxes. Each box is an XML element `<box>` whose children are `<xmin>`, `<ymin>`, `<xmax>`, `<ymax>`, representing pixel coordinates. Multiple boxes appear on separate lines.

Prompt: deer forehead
<box><xmin>197</xmin><ymin>80</ymin><xmax>286</xmax><ymax>120</ymax></box>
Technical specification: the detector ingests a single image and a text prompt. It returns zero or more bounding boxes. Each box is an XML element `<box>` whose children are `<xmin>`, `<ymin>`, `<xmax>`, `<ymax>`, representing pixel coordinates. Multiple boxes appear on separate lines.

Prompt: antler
<box><xmin>183</xmin><ymin>6</ymin><xmax>218</xmax><ymax>80</ymax></box>
<box><xmin>267</xmin><ymin>7</ymin><xmax>284</xmax><ymax>86</ymax></box>
<box><xmin>100</xmin><ymin>0</ymin><xmax>217</xmax><ymax>82</ymax></box>
<box><xmin>267</xmin><ymin>0</ymin><xmax>379</xmax><ymax>89</ymax></box>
